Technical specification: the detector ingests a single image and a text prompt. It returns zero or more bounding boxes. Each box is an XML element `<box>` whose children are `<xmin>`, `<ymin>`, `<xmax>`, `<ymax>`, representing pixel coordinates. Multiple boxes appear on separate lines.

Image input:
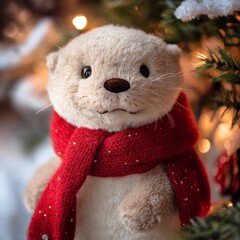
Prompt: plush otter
<box><xmin>25</xmin><ymin>25</ymin><xmax>210</xmax><ymax>240</ymax></box>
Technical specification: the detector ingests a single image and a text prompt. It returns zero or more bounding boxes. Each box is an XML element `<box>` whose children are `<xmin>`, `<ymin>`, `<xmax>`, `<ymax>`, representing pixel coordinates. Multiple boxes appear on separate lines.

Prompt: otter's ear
<box><xmin>166</xmin><ymin>44</ymin><xmax>182</xmax><ymax>60</ymax></box>
<box><xmin>46</xmin><ymin>51</ymin><xmax>59</xmax><ymax>72</ymax></box>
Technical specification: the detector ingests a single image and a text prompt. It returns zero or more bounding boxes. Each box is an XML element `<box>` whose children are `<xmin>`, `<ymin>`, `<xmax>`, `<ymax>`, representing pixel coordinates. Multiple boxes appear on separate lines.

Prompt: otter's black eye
<box><xmin>140</xmin><ymin>64</ymin><xmax>149</xmax><ymax>78</ymax></box>
<box><xmin>81</xmin><ymin>66</ymin><xmax>92</xmax><ymax>79</ymax></box>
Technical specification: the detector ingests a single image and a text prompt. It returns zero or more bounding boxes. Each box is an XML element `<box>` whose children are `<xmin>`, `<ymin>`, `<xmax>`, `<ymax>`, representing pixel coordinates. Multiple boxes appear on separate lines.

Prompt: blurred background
<box><xmin>0</xmin><ymin>0</ymin><xmax>240</xmax><ymax>239</ymax></box>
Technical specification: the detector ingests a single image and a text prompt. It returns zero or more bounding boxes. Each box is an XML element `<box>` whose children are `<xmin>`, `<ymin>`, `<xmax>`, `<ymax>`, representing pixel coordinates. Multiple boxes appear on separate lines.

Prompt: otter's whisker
<box><xmin>163</xmin><ymin>87</ymin><xmax>194</xmax><ymax>91</ymax></box>
<box><xmin>148</xmin><ymin>96</ymin><xmax>176</xmax><ymax>128</ymax></box>
<box><xmin>35</xmin><ymin>104</ymin><xmax>53</xmax><ymax>115</ymax></box>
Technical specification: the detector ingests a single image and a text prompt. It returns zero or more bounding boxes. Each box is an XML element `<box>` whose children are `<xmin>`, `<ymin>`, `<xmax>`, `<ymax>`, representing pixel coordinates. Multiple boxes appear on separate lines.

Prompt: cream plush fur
<box><xmin>25</xmin><ymin>25</ymin><xmax>183</xmax><ymax>240</ymax></box>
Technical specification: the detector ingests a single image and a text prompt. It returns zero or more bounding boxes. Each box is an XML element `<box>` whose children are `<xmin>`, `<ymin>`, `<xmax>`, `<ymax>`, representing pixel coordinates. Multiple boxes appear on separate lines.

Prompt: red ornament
<box><xmin>215</xmin><ymin>152</ymin><xmax>239</xmax><ymax>194</ymax></box>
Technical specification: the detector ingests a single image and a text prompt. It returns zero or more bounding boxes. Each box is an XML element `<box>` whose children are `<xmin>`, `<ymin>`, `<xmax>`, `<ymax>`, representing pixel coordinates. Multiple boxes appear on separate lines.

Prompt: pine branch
<box><xmin>215</xmin><ymin>13</ymin><xmax>240</xmax><ymax>47</ymax></box>
<box><xmin>161</xmin><ymin>11</ymin><xmax>240</xmax><ymax>49</ymax></box>
<box><xmin>195</xmin><ymin>47</ymin><xmax>240</xmax><ymax>76</ymax></box>
<box><xmin>102</xmin><ymin>0</ymin><xmax>177</xmax><ymax>33</ymax></box>
<box><xmin>181</xmin><ymin>202</ymin><xmax>240</xmax><ymax>240</ymax></box>
<box><xmin>103</xmin><ymin>1</ymin><xmax>240</xmax><ymax>49</ymax></box>
<box><xmin>212</xmin><ymin>89</ymin><xmax>240</xmax><ymax>126</ymax></box>
<box><xmin>160</xmin><ymin>9</ymin><xmax>203</xmax><ymax>48</ymax></box>
<box><xmin>195</xmin><ymin>47</ymin><xmax>240</xmax><ymax>126</ymax></box>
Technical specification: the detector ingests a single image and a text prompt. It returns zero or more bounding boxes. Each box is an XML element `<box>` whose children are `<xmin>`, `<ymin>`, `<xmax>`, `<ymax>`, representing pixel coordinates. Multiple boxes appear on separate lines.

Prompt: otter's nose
<box><xmin>104</xmin><ymin>78</ymin><xmax>130</xmax><ymax>93</ymax></box>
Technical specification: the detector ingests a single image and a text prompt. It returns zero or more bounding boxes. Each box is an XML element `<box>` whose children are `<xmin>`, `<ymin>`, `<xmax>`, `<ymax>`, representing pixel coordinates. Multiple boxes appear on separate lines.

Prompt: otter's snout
<box><xmin>104</xmin><ymin>78</ymin><xmax>130</xmax><ymax>93</ymax></box>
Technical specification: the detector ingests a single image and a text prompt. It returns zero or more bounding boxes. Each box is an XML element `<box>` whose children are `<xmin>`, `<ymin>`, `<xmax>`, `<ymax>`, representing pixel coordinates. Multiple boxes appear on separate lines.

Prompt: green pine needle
<box><xmin>196</xmin><ymin>47</ymin><xmax>240</xmax><ymax>74</ymax></box>
<box><xmin>195</xmin><ymin>47</ymin><xmax>240</xmax><ymax>126</ymax></box>
<box><xmin>181</xmin><ymin>203</ymin><xmax>240</xmax><ymax>240</ymax></box>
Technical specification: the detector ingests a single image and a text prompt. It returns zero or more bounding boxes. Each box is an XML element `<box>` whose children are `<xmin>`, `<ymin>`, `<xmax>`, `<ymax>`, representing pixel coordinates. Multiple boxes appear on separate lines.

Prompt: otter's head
<box><xmin>47</xmin><ymin>25</ymin><xmax>182</xmax><ymax>132</ymax></box>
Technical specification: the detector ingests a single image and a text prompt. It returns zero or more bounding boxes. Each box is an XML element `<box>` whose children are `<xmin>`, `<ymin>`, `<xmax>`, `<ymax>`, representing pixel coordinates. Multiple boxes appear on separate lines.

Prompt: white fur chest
<box><xmin>75</xmin><ymin>167</ymin><xmax>180</xmax><ymax>240</ymax></box>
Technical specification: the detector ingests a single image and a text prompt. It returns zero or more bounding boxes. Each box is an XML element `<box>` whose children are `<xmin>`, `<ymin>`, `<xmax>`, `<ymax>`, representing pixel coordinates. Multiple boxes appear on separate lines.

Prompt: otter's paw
<box><xmin>24</xmin><ymin>180</ymin><xmax>47</xmax><ymax>212</ymax></box>
<box><xmin>118</xmin><ymin>199</ymin><xmax>161</xmax><ymax>232</ymax></box>
<box><xmin>24</xmin><ymin>159</ymin><xmax>60</xmax><ymax>212</ymax></box>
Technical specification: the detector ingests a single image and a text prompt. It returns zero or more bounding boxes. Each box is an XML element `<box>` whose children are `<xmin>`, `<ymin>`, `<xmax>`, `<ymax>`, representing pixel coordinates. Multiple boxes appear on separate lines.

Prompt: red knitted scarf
<box><xmin>28</xmin><ymin>92</ymin><xmax>210</xmax><ymax>240</ymax></box>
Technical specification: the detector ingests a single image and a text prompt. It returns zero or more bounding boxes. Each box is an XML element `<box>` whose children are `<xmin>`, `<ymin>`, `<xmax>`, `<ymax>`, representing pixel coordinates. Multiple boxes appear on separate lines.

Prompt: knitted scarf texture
<box><xmin>28</xmin><ymin>92</ymin><xmax>210</xmax><ymax>240</ymax></box>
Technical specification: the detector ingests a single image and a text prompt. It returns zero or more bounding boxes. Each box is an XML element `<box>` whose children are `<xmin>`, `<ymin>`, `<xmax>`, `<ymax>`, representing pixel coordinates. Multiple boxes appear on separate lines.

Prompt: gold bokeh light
<box><xmin>198</xmin><ymin>138</ymin><xmax>211</xmax><ymax>153</ymax></box>
<box><xmin>72</xmin><ymin>16</ymin><xmax>87</xmax><ymax>30</ymax></box>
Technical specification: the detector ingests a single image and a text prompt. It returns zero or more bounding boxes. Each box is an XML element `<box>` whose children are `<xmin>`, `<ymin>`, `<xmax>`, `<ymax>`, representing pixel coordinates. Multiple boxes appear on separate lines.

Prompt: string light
<box><xmin>198</xmin><ymin>138</ymin><xmax>211</xmax><ymax>153</ymax></box>
<box><xmin>198</xmin><ymin>113</ymin><xmax>214</xmax><ymax>134</ymax></box>
<box><xmin>214</xmin><ymin>123</ymin><xmax>230</xmax><ymax>142</ymax></box>
<box><xmin>72</xmin><ymin>16</ymin><xmax>87</xmax><ymax>30</ymax></box>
